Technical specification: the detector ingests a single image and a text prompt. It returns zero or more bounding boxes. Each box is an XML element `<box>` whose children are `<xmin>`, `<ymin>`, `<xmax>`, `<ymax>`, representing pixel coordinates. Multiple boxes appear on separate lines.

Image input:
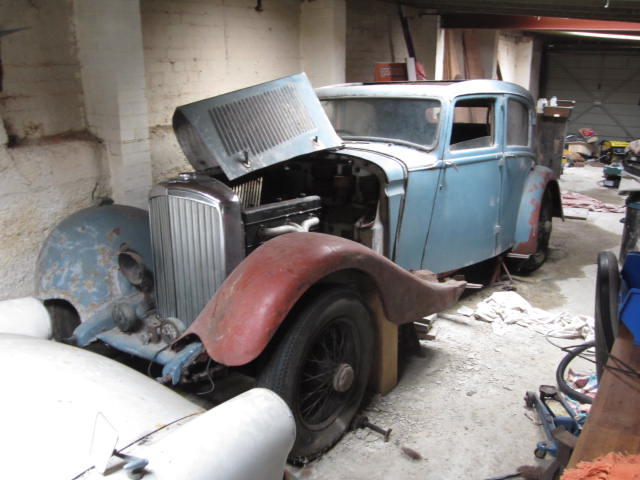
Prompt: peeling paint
<box><xmin>36</xmin><ymin>204</ymin><xmax>152</xmax><ymax>325</ymax></box>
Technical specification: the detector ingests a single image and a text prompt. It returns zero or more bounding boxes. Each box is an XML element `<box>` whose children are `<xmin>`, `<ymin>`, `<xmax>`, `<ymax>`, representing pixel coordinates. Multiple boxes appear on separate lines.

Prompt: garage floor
<box><xmin>294</xmin><ymin>165</ymin><xmax>625</xmax><ymax>479</ymax></box>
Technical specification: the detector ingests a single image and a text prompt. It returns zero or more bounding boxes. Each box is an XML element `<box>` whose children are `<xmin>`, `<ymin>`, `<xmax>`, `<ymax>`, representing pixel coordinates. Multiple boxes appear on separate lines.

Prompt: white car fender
<box><xmin>124</xmin><ymin>388</ymin><xmax>296</xmax><ymax>480</ymax></box>
<box><xmin>0</xmin><ymin>297</ymin><xmax>51</xmax><ymax>338</ymax></box>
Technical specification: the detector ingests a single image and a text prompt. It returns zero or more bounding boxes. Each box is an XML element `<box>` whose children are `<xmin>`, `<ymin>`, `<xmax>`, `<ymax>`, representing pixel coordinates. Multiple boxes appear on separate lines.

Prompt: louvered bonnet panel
<box><xmin>172</xmin><ymin>73</ymin><xmax>342</xmax><ymax>180</ymax></box>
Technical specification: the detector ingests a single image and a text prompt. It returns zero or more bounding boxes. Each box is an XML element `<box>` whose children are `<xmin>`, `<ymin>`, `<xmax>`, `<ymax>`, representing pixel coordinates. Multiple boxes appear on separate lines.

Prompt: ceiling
<box><xmin>383</xmin><ymin>0</ymin><xmax>640</xmax><ymax>23</ymax></box>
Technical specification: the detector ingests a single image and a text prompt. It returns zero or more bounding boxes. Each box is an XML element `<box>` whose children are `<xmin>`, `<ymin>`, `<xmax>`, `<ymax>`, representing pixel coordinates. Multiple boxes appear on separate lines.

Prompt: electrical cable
<box><xmin>196</xmin><ymin>358</ymin><xmax>216</xmax><ymax>395</ymax></box>
<box><xmin>147</xmin><ymin>343</ymin><xmax>171</xmax><ymax>378</ymax></box>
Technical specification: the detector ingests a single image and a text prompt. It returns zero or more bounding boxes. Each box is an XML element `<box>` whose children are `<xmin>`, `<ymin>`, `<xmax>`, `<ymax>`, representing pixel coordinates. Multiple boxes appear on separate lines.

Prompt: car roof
<box><xmin>316</xmin><ymin>79</ymin><xmax>533</xmax><ymax>103</ymax></box>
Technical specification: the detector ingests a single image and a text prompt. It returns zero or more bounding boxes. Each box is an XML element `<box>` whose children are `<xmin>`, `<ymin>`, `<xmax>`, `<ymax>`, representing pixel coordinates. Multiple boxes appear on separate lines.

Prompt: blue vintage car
<box><xmin>36</xmin><ymin>74</ymin><xmax>560</xmax><ymax>462</ymax></box>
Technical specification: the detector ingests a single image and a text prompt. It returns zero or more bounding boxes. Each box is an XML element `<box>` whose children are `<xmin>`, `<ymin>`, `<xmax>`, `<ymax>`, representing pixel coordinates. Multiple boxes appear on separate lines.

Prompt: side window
<box><xmin>450</xmin><ymin>98</ymin><xmax>495</xmax><ymax>151</ymax></box>
<box><xmin>507</xmin><ymin>99</ymin><xmax>530</xmax><ymax>146</ymax></box>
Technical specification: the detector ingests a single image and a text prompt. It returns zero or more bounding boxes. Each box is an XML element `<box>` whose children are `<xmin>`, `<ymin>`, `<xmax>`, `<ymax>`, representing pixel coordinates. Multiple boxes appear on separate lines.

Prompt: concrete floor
<box><xmin>294</xmin><ymin>165</ymin><xmax>625</xmax><ymax>480</ymax></box>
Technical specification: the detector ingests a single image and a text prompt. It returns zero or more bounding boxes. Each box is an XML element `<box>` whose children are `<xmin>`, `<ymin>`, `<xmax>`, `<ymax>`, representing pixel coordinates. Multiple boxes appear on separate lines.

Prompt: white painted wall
<box><xmin>74</xmin><ymin>0</ymin><xmax>153</xmax><ymax>209</ymax></box>
<box><xmin>301</xmin><ymin>0</ymin><xmax>346</xmax><ymax>88</ymax></box>
<box><xmin>140</xmin><ymin>0</ymin><xmax>304</xmax><ymax>183</ymax></box>
<box><xmin>0</xmin><ymin>0</ymin><xmax>107</xmax><ymax>300</ymax></box>
<box><xmin>0</xmin><ymin>132</ymin><xmax>107</xmax><ymax>299</ymax></box>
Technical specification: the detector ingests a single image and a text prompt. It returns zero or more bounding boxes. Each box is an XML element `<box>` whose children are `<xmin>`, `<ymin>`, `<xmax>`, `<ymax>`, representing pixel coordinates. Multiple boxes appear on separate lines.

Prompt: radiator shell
<box><xmin>149</xmin><ymin>174</ymin><xmax>244</xmax><ymax>327</ymax></box>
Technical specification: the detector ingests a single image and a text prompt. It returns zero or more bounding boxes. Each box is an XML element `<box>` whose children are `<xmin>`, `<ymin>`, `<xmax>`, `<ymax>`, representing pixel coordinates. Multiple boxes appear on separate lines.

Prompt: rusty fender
<box><xmin>179</xmin><ymin>232</ymin><xmax>466</xmax><ymax>366</ymax></box>
<box><xmin>513</xmin><ymin>165</ymin><xmax>563</xmax><ymax>255</ymax></box>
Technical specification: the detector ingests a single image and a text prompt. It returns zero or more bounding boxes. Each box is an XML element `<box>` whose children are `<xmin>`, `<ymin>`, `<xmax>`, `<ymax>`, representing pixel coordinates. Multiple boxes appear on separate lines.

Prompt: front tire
<box><xmin>258</xmin><ymin>286</ymin><xmax>374</xmax><ymax>464</ymax></box>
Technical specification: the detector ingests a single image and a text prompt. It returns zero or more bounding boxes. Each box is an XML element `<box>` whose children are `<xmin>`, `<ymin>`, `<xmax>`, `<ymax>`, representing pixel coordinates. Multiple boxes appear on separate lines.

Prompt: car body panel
<box><xmin>513</xmin><ymin>165</ymin><xmax>561</xmax><ymax>254</ymax></box>
<box><xmin>35</xmin><ymin>205</ymin><xmax>153</xmax><ymax>327</ymax></box>
<box><xmin>316</xmin><ymin>79</ymin><xmax>533</xmax><ymax>103</ymax></box>
<box><xmin>179</xmin><ymin>232</ymin><xmax>466</xmax><ymax>366</ymax></box>
<box><xmin>1</xmin><ymin>334</ymin><xmax>295</xmax><ymax>480</ymax></box>
<box><xmin>173</xmin><ymin>72</ymin><xmax>341</xmax><ymax>180</ymax></box>
<box><xmin>0</xmin><ymin>334</ymin><xmax>201</xmax><ymax>480</ymax></box>
<box><xmin>115</xmin><ymin>388</ymin><xmax>295</xmax><ymax>480</ymax></box>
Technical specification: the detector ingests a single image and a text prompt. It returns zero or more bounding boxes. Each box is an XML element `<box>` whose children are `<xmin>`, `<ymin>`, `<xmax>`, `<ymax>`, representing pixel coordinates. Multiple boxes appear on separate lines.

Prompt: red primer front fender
<box><xmin>181</xmin><ymin>232</ymin><xmax>466</xmax><ymax>366</ymax></box>
<box><xmin>513</xmin><ymin>166</ymin><xmax>563</xmax><ymax>255</ymax></box>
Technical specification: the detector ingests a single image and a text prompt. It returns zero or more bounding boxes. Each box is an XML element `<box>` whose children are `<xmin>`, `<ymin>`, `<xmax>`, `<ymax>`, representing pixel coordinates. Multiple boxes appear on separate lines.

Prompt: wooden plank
<box><xmin>568</xmin><ymin>324</ymin><xmax>640</xmax><ymax>467</ymax></box>
<box><xmin>367</xmin><ymin>294</ymin><xmax>398</xmax><ymax>395</ymax></box>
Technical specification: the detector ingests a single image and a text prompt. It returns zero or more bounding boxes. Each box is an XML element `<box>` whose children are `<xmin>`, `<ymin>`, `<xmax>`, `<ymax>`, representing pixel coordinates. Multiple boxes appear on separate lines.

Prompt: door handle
<box><xmin>444</xmin><ymin>160</ymin><xmax>459</xmax><ymax>172</ymax></box>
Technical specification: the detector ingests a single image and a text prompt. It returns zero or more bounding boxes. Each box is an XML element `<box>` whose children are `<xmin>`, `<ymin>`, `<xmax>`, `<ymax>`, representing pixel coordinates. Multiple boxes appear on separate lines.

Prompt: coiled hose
<box><xmin>555</xmin><ymin>341</ymin><xmax>595</xmax><ymax>405</ymax></box>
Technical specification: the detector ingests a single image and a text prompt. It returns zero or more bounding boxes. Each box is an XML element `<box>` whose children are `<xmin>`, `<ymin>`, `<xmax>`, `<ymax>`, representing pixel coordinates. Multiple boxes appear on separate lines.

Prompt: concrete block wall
<box><xmin>0</xmin><ymin>134</ymin><xmax>107</xmax><ymax>298</ymax></box>
<box><xmin>0</xmin><ymin>0</ymin><xmax>85</xmax><ymax>139</ymax></box>
<box><xmin>141</xmin><ymin>0</ymin><xmax>303</xmax><ymax>182</ymax></box>
<box><xmin>0</xmin><ymin>0</ymin><xmax>107</xmax><ymax>299</ymax></box>
<box><xmin>300</xmin><ymin>0</ymin><xmax>346</xmax><ymax>88</ymax></box>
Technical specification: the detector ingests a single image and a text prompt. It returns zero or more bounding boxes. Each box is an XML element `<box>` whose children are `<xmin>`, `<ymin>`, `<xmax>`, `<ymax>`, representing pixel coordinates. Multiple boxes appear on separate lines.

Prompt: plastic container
<box><xmin>619</xmin><ymin>251</ymin><xmax>640</xmax><ymax>345</ymax></box>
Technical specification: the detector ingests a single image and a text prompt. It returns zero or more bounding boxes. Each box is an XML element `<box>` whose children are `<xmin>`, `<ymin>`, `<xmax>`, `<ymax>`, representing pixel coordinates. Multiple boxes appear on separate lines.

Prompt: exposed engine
<box><xmin>148</xmin><ymin>152</ymin><xmax>383</xmax><ymax>329</ymax></box>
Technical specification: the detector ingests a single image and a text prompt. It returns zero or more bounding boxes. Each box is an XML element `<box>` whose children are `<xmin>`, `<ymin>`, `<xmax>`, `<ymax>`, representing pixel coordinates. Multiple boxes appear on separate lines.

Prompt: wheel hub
<box><xmin>332</xmin><ymin>363</ymin><xmax>354</xmax><ymax>392</ymax></box>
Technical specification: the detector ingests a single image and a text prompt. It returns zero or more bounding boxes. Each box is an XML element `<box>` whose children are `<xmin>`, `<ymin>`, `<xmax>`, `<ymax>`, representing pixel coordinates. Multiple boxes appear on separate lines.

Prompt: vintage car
<box><xmin>36</xmin><ymin>74</ymin><xmax>560</xmax><ymax>461</ymax></box>
<box><xmin>0</xmin><ymin>333</ymin><xmax>295</xmax><ymax>480</ymax></box>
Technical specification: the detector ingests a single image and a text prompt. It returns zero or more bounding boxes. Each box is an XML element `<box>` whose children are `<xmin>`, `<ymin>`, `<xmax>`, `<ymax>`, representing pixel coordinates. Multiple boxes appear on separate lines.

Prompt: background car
<box><xmin>0</xmin><ymin>334</ymin><xmax>295</xmax><ymax>480</ymax></box>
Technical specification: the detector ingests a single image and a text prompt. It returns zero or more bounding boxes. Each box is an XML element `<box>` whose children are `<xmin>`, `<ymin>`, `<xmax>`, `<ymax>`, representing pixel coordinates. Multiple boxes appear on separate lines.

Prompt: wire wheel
<box><xmin>298</xmin><ymin>320</ymin><xmax>359</xmax><ymax>429</ymax></box>
<box><xmin>258</xmin><ymin>286</ymin><xmax>374</xmax><ymax>463</ymax></box>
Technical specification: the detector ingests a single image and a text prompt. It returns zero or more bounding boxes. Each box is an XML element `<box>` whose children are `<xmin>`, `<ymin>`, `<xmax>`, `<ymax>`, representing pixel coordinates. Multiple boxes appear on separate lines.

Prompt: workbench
<box><xmin>568</xmin><ymin>324</ymin><xmax>640</xmax><ymax>467</ymax></box>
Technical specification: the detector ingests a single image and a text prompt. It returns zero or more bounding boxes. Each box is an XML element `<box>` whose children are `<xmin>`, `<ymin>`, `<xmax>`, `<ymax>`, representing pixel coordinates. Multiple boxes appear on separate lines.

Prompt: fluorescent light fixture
<box><xmin>566</xmin><ymin>31</ymin><xmax>640</xmax><ymax>41</ymax></box>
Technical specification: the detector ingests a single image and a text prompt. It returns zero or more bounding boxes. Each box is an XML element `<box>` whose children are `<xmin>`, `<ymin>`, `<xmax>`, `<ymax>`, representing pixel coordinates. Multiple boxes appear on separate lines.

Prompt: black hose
<box><xmin>556</xmin><ymin>341</ymin><xmax>595</xmax><ymax>405</ymax></box>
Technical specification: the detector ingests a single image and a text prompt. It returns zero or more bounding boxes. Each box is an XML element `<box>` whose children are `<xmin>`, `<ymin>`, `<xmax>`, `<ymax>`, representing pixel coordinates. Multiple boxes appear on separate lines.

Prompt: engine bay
<box><xmin>214</xmin><ymin>153</ymin><xmax>385</xmax><ymax>254</ymax></box>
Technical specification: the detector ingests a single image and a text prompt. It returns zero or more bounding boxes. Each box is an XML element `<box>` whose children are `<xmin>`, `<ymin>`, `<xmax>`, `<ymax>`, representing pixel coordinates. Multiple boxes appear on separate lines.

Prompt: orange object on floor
<box><xmin>561</xmin><ymin>452</ymin><xmax>640</xmax><ymax>479</ymax></box>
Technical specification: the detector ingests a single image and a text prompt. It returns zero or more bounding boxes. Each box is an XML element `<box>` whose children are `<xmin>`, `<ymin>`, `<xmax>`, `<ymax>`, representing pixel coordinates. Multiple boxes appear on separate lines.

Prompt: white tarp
<box><xmin>463</xmin><ymin>291</ymin><xmax>594</xmax><ymax>340</ymax></box>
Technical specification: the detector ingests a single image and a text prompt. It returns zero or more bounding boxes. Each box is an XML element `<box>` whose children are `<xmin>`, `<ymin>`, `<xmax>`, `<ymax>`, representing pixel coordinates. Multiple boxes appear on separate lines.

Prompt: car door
<box><xmin>497</xmin><ymin>96</ymin><xmax>536</xmax><ymax>252</ymax></box>
<box><xmin>422</xmin><ymin>95</ymin><xmax>503</xmax><ymax>273</ymax></box>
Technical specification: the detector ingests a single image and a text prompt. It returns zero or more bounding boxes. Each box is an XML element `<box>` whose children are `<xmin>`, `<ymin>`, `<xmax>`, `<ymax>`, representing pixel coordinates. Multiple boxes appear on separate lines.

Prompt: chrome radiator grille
<box><xmin>149</xmin><ymin>194</ymin><xmax>226</xmax><ymax>326</ymax></box>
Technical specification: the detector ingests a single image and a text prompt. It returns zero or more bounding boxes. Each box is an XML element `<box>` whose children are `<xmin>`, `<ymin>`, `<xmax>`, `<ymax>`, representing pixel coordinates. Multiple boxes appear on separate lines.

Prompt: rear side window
<box><xmin>507</xmin><ymin>99</ymin><xmax>530</xmax><ymax>146</ymax></box>
<box><xmin>450</xmin><ymin>98</ymin><xmax>495</xmax><ymax>151</ymax></box>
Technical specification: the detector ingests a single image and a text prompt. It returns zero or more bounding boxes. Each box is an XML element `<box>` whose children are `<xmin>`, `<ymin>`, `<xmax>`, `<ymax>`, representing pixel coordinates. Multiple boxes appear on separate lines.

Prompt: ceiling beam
<box><xmin>441</xmin><ymin>14</ymin><xmax>640</xmax><ymax>31</ymax></box>
<box><xmin>383</xmin><ymin>1</ymin><xmax>640</xmax><ymax>23</ymax></box>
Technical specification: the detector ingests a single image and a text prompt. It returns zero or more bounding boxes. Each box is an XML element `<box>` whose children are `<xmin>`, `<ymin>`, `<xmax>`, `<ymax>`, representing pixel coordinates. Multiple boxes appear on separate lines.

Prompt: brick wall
<box><xmin>346</xmin><ymin>0</ymin><xmax>409</xmax><ymax>83</ymax></box>
<box><xmin>141</xmin><ymin>0</ymin><xmax>301</xmax><ymax>129</ymax></box>
<box><xmin>0</xmin><ymin>0</ymin><xmax>85</xmax><ymax>139</ymax></box>
<box><xmin>141</xmin><ymin>0</ymin><xmax>302</xmax><ymax>183</ymax></box>
<box><xmin>0</xmin><ymin>134</ymin><xmax>107</xmax><ymax>299</ymax></box>
<box><xmin>0</xmin><ymin>0</ymin><xmax>106</xmax><ymax>299</ymax></box>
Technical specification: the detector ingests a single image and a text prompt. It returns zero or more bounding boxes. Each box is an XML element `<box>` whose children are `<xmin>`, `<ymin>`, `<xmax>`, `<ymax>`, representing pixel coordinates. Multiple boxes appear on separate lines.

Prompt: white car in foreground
<box><xmin>0</xmin><ymin>334</ymin><xmax>295</xmax><ymax>480</ymax></box>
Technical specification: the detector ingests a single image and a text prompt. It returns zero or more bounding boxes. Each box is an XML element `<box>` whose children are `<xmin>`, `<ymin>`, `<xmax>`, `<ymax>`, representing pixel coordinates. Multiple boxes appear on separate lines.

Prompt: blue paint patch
<box><xmin>36</xmin><ymin>205</ymin><xmax>152</xmax><ymax>324</ymax></box>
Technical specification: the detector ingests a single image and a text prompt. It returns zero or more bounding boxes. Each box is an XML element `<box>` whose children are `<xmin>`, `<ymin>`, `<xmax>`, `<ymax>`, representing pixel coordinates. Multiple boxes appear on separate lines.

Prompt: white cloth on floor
<box><xmin>470</xmin><ymin>291</ymin><xmax>594</xmax><ymax>340</ymax></box>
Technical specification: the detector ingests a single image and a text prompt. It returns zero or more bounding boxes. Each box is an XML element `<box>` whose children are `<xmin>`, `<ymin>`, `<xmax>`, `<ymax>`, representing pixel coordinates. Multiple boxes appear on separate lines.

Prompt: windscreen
<box><xmin>321</xmin><ymin>98</ymin><xmax>441</xmax><ymax>149</ymax></box>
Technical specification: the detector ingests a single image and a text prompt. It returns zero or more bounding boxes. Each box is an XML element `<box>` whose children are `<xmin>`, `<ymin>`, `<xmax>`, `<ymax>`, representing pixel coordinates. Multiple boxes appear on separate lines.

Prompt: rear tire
<box><xmin>44</xmin><ymin>300</ymin><xmax>80</xmax><ymax>342</ymax></box>
<box><xmin>519</xmin><ymin>189</ymin><xmax>553</xmax><ymax>273</ymax></box>
<box><xmin>258</xmin><ymin>286</ymin><xmax>374</xmax><ymax>464</ymax></box>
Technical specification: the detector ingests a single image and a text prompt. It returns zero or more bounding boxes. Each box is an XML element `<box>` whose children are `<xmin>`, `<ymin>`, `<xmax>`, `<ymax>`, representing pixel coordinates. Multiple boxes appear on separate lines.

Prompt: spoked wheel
<box><xmin>258</xmin><ymin>286</ymin><xmax>374</xmax><ymax>464</ymax></box>
<box><xmin>520</xmin><ymin>189</ymin><xmax>553</xmax><ymax>273</ymax></box>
